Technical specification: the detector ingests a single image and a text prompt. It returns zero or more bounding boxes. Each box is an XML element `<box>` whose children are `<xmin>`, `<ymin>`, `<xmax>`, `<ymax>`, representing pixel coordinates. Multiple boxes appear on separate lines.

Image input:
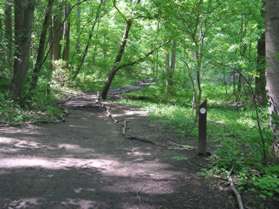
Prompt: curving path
<box><xmin>0</xmin><ymin>95</ymin><xmax>235</xmax><ymax>209</ymax></box>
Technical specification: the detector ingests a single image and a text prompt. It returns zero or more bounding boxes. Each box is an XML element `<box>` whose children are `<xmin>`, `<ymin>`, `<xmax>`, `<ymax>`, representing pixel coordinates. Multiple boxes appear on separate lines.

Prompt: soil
<box><xmin>0</xmin><ymin>93</ymin><xmax>254</xmax><ymax>209</ymax></box>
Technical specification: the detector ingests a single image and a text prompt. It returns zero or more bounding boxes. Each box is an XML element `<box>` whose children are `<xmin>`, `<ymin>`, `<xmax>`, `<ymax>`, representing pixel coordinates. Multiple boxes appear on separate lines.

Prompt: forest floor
<box><xmin>0</xmin><ymin>93</ymin><xmax>238</xmax><ymax>209</ymax></box>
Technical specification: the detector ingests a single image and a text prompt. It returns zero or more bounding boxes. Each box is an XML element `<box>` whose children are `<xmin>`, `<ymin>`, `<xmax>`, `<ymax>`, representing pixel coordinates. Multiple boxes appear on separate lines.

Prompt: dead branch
<box><xmin>126</xmin><ymin>136</ymin><xmax>157</xmax><ymax>145</ymax></box>
<box><xmin>227</xmin><ymin>169</ymin><xmax>245</xmax><ymax>209</ymax></box>
<box><xmin>167</xmin><ymin>140</ymin><xmax>194</xmax><ymax>151</ymax></box>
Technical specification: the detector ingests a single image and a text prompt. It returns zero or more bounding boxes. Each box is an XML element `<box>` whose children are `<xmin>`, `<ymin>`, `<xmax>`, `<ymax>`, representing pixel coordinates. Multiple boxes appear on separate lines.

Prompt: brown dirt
<box><xmin>0</xmin><ymin>94</ymin><xmax>237</xmax><ymax>209</ymax></box>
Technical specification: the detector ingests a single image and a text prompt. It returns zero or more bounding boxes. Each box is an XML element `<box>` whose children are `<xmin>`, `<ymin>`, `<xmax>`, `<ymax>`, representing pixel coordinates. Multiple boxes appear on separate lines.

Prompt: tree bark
<box><xmin>255</xmin><ymin>32</ymin><xmax>266</xmax><ymax>105</ymax></box>
<box><xmin>10</xmin><ymin>0</ymin><xmax>35</xmax><ymax>101</ymax></box>
<box><xmin>0</xmin><ymin>16</ymin><xmax>2</xmax><ymax>44</ymax></box>
<box><xmin>0</xmin><ymin>16</ymin><xmax>3</xmax><ymax>72</ymax></box>
<box><xmin>165</xmin><ymin>40</ymin><xmax>176</xmax><ymax>96</ymax></box>
<box><xmin>28</xmin><ymin>0</ymin><xmax>54</xmax><ymax>96</ymax></box>
<box><xmin>101</xmin><ymin>19</ymin><xmax>133</xmax><ymax>99</ymax></box>
<box><xmin>170</xmin><ymin>41</ymin><xmax>176</xmax><ymax>72</ymax></box>
<box><xmin>265</xmin><ymin>0</ymin><xmax>279</xmax><ymax>158</ymax></box>
<box><xmin>62</xmin><ymin>2</ymin><xmax>71</xmax><ymax>63</ymax></box>
<box><xmin>76</xmin><ymin>0</ymin><xmax>81</xmax><ymax>55</ymax></box>
<box><xmin>51</xmin><ymin>3</ymin><xmax>63</xmax><ymax>61</ymax></box>
<box><xmin>4</xmin><ymin>0</ymin><xmax>13</xmax><ymax>67</ymax></box>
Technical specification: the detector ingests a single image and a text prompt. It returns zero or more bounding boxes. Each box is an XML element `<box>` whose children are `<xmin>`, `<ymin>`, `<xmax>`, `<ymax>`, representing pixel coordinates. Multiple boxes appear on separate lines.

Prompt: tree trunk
<box><xmin>29</xmin><ymin>0</ymin><xmax>54</xmax><ymax>96</ymax></box>
<box><xmin>165</xmin><ymin>48</ymin><xmax>170</xmax><ymax>94</ymax></box>
<box><xmin>0</xmin><ymin>16</ymin><xmax>3</xmax><ymax>73</ymax></box>
<box><xmin>0</xmin><ymin>17</ymin><xmax>2</xmax><ymax>44</ymax></box>
<box><xmin>255</xmin><ymin>33</ymin><xmax>266</xmax><ymax>105</ymax></box>
<box><xmin>62</xmin><ymin>2</ymin><xmax>71</xmax><ymax>63</ymax></box>
<box><xmin>4</xmin><ymin>0</ymin><xmax>13</xmax><ymax>67</ymax></box>
<box><xmin>51</xmin><ymin>3</ymin><xmax>63</xmax><ymax>61</ymax></box>
<box><xmin>10</xmin><ymin>0</ymin><xmax>35</xmax><ymax>101</ymax></box>
<box><xmin>72</xmin><ymin>0</ymin><xmax>104</xmax><ymax>79</ymax></box>
<box><xmin>265</xmin><ymin>0</ymin><xmax>279</xmax><ymax>158</ymax></box>
<box><xmin>194</xmin><ymin>46</ymin><xmax>203</xmax><ymax>117</ymax></box>
<box><xmin>165</xmin><ymin>40</ymin><xmax>176</xmax><ymax>97</ymax></box>
<box><xmin>76</xmin><ymin>0</ymin><xmax>81</xmax><ymax>55</ymax></box>
<box><xmin>101</xmin><ymin>19</ymin><xmax>133</xmax><ymax>99</ymax></box>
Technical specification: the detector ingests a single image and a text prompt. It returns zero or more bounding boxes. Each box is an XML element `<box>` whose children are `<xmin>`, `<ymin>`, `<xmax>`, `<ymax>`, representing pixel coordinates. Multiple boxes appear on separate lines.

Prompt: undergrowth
<box><xmin>0</xmin><ymin>91</ymin><xmax>64</xmax><ymax>126</ymax></box>
<box><xmin>118</xmin><ymin>84</ymin><xmax>279</xmax><ymax>200</ymax></box>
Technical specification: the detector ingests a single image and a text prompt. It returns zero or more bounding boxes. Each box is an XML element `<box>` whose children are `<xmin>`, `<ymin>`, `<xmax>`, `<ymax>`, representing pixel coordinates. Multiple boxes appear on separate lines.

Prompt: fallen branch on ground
<box><xmin>126</xmin><ymin>135</ymin><xmax>157</xmax><ymax>145</ymax></box>
<box><xmin>98</xmin><ymin>98</ymin><xmax>195</xmax><ymax>151</ymax></box>
<box><xmin>167</xmin><ymin>140</ymin><xmax>194</xmax><ymax>150</ymax></box>
<box><xmin>227</xmin><ymin>168</ymin><xmax>245</xmax><ymax>209</ymax></box>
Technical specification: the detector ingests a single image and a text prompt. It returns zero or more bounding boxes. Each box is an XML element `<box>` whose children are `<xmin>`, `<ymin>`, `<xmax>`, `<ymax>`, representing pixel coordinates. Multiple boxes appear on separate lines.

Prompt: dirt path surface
<box><xmin>0</xmin><ymin>94</ymin><xmax>235</xmax><ymax>209</ymax></box>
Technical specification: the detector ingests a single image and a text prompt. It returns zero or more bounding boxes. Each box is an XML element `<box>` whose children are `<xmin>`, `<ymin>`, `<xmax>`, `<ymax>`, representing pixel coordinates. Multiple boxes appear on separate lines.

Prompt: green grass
<box><xmin>118</xmin><ymin>84</ymin><xmax>278</xmax><ymax>199</ymax></box>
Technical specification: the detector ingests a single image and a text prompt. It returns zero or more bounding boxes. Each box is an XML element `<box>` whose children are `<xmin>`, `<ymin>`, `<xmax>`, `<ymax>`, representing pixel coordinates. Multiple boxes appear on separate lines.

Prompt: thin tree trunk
<box><xmin>10</xmin><ymin>0</ymin><xmax>35</xmax><ymax>101</ymax></box>
<box><xmin>62</xmin><ymin>2</ymin><xmax>71</xmax><ymax>63</ymax></box>
<box><xmin>76</xmin><ymin>0</ymin><xmax>81</xmax><ymax>55</ymax></box>
<box><xmin>101</xmin><ymin>19</ymin><xmax>133</xmax><ymax>99</ymax></box>
<box><xmin>165</xmin><ymin>47</ymin><xmax>170</xmax><ymax>94</ymax></box>
<box><xmin>265</xmin><ymin>0</ymin><xmax>279</xmax><ymax>158</ymax></box>
<box><xmin>0</xmin><ymin>17</ymin><xmax>3</xmax><ymax>73</ymax></box>
<box><xmin>165</xmin><ymin>40</ymin><xmax>176</xmax><ymax>97</ymax></box>
<box><xmin>195</xmin><ymin>48</ymin><xmax>203</xmax><ymax>115</ymax></box>
<box><xmin>0</xmin><ymin>17</ymin><xmax>2</xmax><ymax>44</ymax></box>
<box><xmin>28</xmin><ymin>0</ymin><xmax>54</xmax><ymax>96</ymax></box>
<box><xmin>72</xmin><ymin>0</ymin><xmax>104</xmax><ymax>79</ymax></box>
<box><xmin>4</xmin><ymin>0</ymin><xmax>13</xmax><ymax>67</ymax></box>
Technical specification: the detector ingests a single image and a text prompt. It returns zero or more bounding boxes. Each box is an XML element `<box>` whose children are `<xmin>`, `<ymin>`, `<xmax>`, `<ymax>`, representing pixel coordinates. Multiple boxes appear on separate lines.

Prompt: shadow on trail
<box><xmin>0</xmin><ymin>98</ymin><xmax>235</xmax><ymax>209</ymax></box>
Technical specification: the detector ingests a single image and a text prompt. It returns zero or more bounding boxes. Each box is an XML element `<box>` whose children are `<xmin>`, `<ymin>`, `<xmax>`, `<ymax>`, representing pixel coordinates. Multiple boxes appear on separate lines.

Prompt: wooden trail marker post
<box><xmin>198</xmin><ymin>100</ymin><xmax>210</xmax><ymax>156</ymax></box>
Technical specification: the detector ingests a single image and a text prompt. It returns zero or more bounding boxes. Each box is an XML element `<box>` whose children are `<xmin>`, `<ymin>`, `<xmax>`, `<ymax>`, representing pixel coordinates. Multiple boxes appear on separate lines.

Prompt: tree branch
<box><xmin>113</xmin><ymin>0</ymin><xmax>128</xmax><ymax>22</ymax></box>
<box><xmin>116</xmin><ymin>41</ymin><xmax>169</xmax><ymax>70</ymax></box>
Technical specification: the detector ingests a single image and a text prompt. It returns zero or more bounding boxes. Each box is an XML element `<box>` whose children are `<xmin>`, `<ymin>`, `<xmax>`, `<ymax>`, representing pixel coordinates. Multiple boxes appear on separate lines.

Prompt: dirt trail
<box><xmin>0</xmin><ymin>94</ymin><xmax>235</xmax><ymax>209</ymax></box>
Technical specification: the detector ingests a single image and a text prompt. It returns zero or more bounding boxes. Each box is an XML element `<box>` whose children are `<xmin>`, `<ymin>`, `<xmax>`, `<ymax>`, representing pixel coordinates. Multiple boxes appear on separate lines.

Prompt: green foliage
<box><xmin>252</xmin><ymin>174</ymin><xmax>279</xmax><ymax>198</ymax></box>
<box><xmin>0</xmin><ymin>91</ymin><xmax>64</xmax><ymax>125</ymax></box>
<box><xmin>119</xmin><ymin>82</ymin><xmax>276</xmax><ymax>198</ymax></box>
<box><xmin>0</xmin><ymin>93</ymin><xmax>29</xmax><ymax>123</ymax></box>
<box><xmin>0</xmin><ymin>0</ymin><xmax>276</xmax><ymax>201</ymax></box>
<box><xmin>51</xmin><ymin>60</ymin><xmax>71</xmax><ymax>87</ymax></box>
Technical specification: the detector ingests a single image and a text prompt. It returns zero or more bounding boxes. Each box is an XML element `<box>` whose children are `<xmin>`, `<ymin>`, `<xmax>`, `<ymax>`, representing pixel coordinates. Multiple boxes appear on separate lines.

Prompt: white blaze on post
<box><xmin>200</xmin><ymin>107</ymin><xmax>206</xmax><ymax>114</ymax></box>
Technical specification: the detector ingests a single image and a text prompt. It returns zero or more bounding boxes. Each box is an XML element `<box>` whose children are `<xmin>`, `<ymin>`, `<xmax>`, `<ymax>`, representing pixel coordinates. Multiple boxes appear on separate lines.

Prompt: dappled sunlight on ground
<box><xmin>112</xmin><ymin>109</ymin><xmax>148</xmax><ymax>118</ymax></box>
<box><xmin>61</xmin><ymin>199</ymin><xmax>99</xmax><ymax>209</ymax></box>
<box><xmin>5</xmin><ymin>198</ymin><xmax>40</xmax><ymax>209</ymax></box>
<box><xmin>0</xmin><ymin>157</ymin><xmax>119</xmax><ymax>171</ymax></box>
<box><xmin>0</xmin><ymin>99</ymin><xmax>235</xmax><ymax>209</ymax></box>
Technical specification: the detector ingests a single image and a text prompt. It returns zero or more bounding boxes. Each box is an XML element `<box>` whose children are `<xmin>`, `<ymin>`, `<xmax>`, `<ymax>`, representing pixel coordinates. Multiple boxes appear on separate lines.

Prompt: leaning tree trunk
<box><xmin>10</xmin><ymin>0</ymin><xmax>35</xmax><ymax>101</ymax></box>
<box><xmin>265</xmin><ymin>0</ymin><xmax>279</xmax><ymax>158</ymax></box>
<box><xmin>29</xmin><ymin>0</ymin><xmax>54</xmax><ymax>96</ymax></box>
<box><xmin>72</xmin><ymin>0</ymin><xmax>104</xmax><ymax>80</ymax></box>
<box><xmin>101</xmin><ymin>19</ymin><xmax>133</xmax><ymax>99</ymax></box>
